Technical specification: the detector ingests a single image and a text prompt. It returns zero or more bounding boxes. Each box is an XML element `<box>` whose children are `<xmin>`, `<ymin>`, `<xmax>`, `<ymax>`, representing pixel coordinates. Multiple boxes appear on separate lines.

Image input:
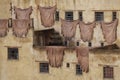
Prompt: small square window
<box><xmin>112</xmin><ymin>12</ymin><xmax>117</xmax><ymax>21</ymax></box>
<box><xmin>8</xmin><ymin>48</ymin><xmax>18</xmax><ymax>60</ymax></box>
<box><xmin>55</xmin><ymin>11</ymin><xmax>59</xmax><ymax>21</ymax></box>
<box><xmin>76</xmin><ymin>64</ymin><xmax>82</xmax><ymax>75</ymax></box>
<box><xmin>40</xmin><ymin>63</ymin><xmax>49</xmax><ymax>73</ymax></box>
<box><xmin>79</xmin><ymin>12</ymin><xmax>83</xmax><ymax>21</ymax></box>
<box><xmin>95</xmin><ymin>12</ymin><xmax>104</xmax><ymax>21</ymax></box>
<box><xmin>103</xmin><ymin>66</ymin><xmax>114</xmax><ymax>79</ymax></box>
<box><xmin>65</xmin><ymin>12</ymin><xmax>73</xmax><ymax>20</ymax></box>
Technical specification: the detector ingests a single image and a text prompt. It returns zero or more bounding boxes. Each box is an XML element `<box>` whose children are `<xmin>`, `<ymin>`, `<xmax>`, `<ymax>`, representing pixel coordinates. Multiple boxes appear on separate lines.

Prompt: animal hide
<box><xmin>61</xmin><ymin>19</ymin><xmax>79</xmax><ymax>40</ymax></box>
<box><xmin>101</xmin><ymin>19</ymin><xmax>118</xmax><ymax>44</ymax></box>
<box><xmin>12</xmin><ymin>19</ymin><xmax>30</xmax><ymax>37</ymax></box>
<box><xmin>79</xmin><ymin>21</ymin><xmax>96</xmax><ymax>42</ymax></box>
<box><xmin>46</xmin><ymin>46</ymin><xmax>65</xmax><ymax>67</ymax></box>
<box><xmin>38</xmin><ymin>5</ymin><xmax>56</xmax><ymax>27</ymax></box>
<box><xmin>0</xmin><ymin>19</ymin><xmax>8</xmax><ymax>37</ymax></box>
<box><xmin>76</xmin><ymin>47</ymin><xmax>89</xmax><ymax>72</ymax></box>
<box><xmin>14</xmin><ymin>6</ymin><xmax>32</xmax><ymax>19</ymax></box>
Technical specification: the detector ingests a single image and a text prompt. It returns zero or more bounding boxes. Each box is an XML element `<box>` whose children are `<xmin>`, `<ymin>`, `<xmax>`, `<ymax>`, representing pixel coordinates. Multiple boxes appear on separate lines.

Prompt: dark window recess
<box><xmin>95</xmin><ymin>12</ymin><xmax>104</xmax><ymax>21</ymax></box>
<box><xmin>33</xmin><ymin>29</ymin><xmax>63</xmax><ymax>47</ymax></box>
<box><xmin>8</xmin><ymin>48</ymin><xmax>18</xmax><ymax>60</ymax></box>
<box><xmin>88</xmin><ymin>42</ymin><xmax>92</xmax><ymax>47</ymax></box>
<box><xmin>66</xmin><ymin>63</ymin><xmax>70</xmax><ymax>68</ymax></box>
<box><xmin>40</xmin><ymin>63</ymin><xmax>49</xmax><ymax>73</ymax></box>
<box><xmin>112</xmin><ymin>12</ymin><xmax>117</xmax><ymax>21</ymax></box>
<box><xmin>76</xmin><ymin>42</ymin><xmax>79</xmax><ymax>46</ymax></box>
<box><xmin>79</xmin><ymin>12</ymin><xmax>83</xmax><ymax>21</ymax></box>
<box><xmin>101</xmin><ymin>42</ymin><xmax>104</xmax><ymax>47</ymax></box>
<box><xmin>76</xmin><ymin>64</ymin><xmax>82</xmax><ymax>75</ymax></box>
<box><xmin>55</xmin><ymin>11</ymin><xmax>59</xmax><ymax>21</ymax></box>
<box><xmin>64</xmin><ymin>41</ymin><xmax>68</xmax><ymax>46</ymax></box>
<box><xmin>103</xmin><ymin>66</ymin><xmax>114</xmax><ymax>79</ymax></box>
<box><xmin>65</xmin><ymin>12</ymin><xmax>73</xmax><ymax>20</ymax></box>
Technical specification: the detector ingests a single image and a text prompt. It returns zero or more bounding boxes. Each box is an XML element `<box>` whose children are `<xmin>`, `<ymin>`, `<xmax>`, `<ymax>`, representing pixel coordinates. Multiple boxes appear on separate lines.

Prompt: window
<box><xmin>66</xmin><ymin>63</ymin><xmax>70</xmax><ymax>68</ymax></box>
<box><xmin>55</xmin><ymin>11</ymin><xmax>59</xmax><ymax>21</ymax></box>
<box><xmin>65</xmin><ymin>12</ymin><xmax>73</xmax><ymax>20</ymax></box>
<box><xmin>88</xmin><ymin>42</ymin><xmax>92</xmax><ymax>47</ymax></box>
<box><xmin>79</xmin><ymin>12</ymin><xmax>83</xmax><ymax>21</ymax></box>
<box><xmin>40</xmin><ymin>63</ymin><xmax>49</xmax><ymax>73</ymax></box>
<box><xmin>112</xmin><ymin>12</ymin><xmax>117</xmax><ymax>21</ymax></box>
<box><xmin>8</xmin><ymin>48</ymin><xmax>19</xmax><ymax>60</ymax></box>
<box><xmin>95</xmin><ymin>12</ymin><xmax>104</xmax><ymax>21</ymax></box>
<box><xmin>76</xmin><ymin>42</ymin><xmax>79</xmax><ymax>46</ymax></box>
<box><xmin>76</xmin><ymin>64</ymin><xmax>82</xmax><ymax>75</ymax></box>
<box><xmin>103</xmin><ymin>66</ymin><xmax>114</xmax><ymax>79</ymax></box>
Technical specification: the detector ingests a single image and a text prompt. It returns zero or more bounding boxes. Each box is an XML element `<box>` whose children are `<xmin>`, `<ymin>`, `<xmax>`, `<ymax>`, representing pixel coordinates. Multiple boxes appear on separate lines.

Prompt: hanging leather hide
<box><xmin>76</xmin><ymin>47</ymin><xmax>89</xmax><ymax>72</ymax></box>
<box><xmin>14</xmin><ymin>6</ymin><xmax>32</xmax><ymax>19</ymax></box>
<box><xmin>38</xmin><ymin>5</ymin><xmax>56</xmax><ymax>27</ymax></box>
<box><xmin>61</xmin><ymin>19</ymin><xmax>79</xmax><ymax>40</ymax></box>
<box><xmin>0</xmin><ymin>19</ymin><xmax>8</xmax><ymax>37</ymax></box>
<box><xmin>101</xmin><ymin>19</ymin><xmax>118</xmax><ymax>44</ymax></box>
<box><xmin>46</xmin><ymin>46</ymin><xmax>65</xmax><ymax>67</ymax></box>
<box><xmin>79</xmin><ymin>21</ymin><xmax>96</xmax><ymax>42</ymax></box>
<box><xmin>12</xmin><ymin>19</ymin><xmax>30</xmax><ymax>37</ymax></box>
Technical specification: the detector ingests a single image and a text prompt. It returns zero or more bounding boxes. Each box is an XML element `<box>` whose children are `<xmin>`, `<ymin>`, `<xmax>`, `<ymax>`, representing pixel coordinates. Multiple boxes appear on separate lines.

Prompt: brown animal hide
<box><xmin>14</xmin><ymin>6</ymin><xmax>32</xmax><ymax>19</ymax></box>
<box><xmin>46</xmin><ymin>46</ymin><xmax>65</xmax><ymax>67</ymax></box>
<box><xmin>61</xmin><ymin>19</ymin><xmax>79</xmax><ymax>40</ymax></box>
<box><xmin>38</xmin><ymin>5</ymin><xmax>56</xmax><ymax>27</ymax></box>
<box><xmin>12</xmin><ymin>19</ymin><xmax>30</xmax><ymax>37</ymax></box>
<box><xmin>79</xmin><ymin>21</ymin><xmax>96</xmax><ymax>42</ymax></box>
<box><xmin>76</xmin><ymin>47</ymin><xmax>89</xmax><ymax>72</ymax></box>
<box><xmin>0</xmin><ymin>19</ymin><xmax>8</xmax><ymax>37</ymax></box>
<box><xmin>101</xmin><ymin>19</ymin><xmax>118</xmax><ymax>44</ymax></box>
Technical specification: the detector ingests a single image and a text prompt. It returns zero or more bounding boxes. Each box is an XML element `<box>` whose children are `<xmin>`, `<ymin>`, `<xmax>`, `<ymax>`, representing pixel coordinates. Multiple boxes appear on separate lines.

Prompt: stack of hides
<box><xmin>13</xmin><ymin>6</ymin><xmax>32</xmax><ymax>37</ymax></box>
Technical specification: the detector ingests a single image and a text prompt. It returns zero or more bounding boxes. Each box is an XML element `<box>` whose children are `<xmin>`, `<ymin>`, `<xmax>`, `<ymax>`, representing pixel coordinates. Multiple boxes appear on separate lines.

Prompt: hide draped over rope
<box><xmin>46</xmin><ymin>46</ymin><xmax>65</xmax><ymax>67</ymax></box>
<box><xmin>14</xmin><ymin>6</ymin><xmax>32</xmax><ymax>19</ymax></box>
<box><xmin>79</xmin><ymin>21</ymin><xmax>96</xmax><ymax>42</ymax></box>
<box><xmin>38</xmin><ymin>5</ymin><xmax>56</xmax><ymax>27</ymax></box>
<box><xmin>76</xmin><ymin>47</ymin><xmax>89</xmax><ymax>72</ymax></box>
<box><xmin>61</xmin><ymin>19</ymin><xmax>79</xmax><ymax>40</ymax></box>
<box><xmin>0</xmin><ymin>19</ymin><xmax>8</xmax><ymax>37</ymax></box>
<box><xmin>101</xmin><ymin>19</ymin><xmax>118</xmax><ymax>44</ymax></box>
<box><xmin>12</xmin><ymin>19</ymin><xmax>30</xmax><ymax>37</ymax></box>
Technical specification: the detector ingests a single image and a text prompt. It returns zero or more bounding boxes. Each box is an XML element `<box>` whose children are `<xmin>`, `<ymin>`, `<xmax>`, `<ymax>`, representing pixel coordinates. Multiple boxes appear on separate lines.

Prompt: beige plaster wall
<box><xmin>0</xmin><ymin>0</ymin><xmax>120</xmax><ymax>80</ymax></box>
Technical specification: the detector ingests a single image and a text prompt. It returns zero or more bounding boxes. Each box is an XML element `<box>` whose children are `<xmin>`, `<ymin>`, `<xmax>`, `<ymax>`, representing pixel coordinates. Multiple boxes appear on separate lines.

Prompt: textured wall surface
<box><xmin>0</xmin><ymin>0</ymin><xmax>120</xmax><ymax>80</ymax></box>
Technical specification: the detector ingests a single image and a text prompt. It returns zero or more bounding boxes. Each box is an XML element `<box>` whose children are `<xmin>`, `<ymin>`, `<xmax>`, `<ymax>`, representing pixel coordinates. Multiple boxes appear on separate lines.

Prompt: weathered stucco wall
<box><xmin>0</xmin><ymin>0</ymin><xmax>120</xmax><ymax>80</ymax></box>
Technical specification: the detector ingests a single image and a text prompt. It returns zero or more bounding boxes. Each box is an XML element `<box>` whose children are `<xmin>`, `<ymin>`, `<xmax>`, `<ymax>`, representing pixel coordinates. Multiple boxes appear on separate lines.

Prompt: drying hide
<box><xmin>12</xmin><ymin>19</ymin><xmax>30</xmax><ymax>37</ymax></box>
<box><xmin>79</xmin><ymin>21</ymin><xmax>96</xmax><ymax>42</ymax></box>
<box><xmin>0</xmin><ymin>19</ymin><xmax>8</xmax><ymax>37</ymax></box>
<box><xmin>101</xmin><ymin>19</ymin><xmax>118</xmax><ymax>44</ymax></box>
<box><xmin>76</xmin><ymin>47</ymin><xmax>89</xmax><ymax>72</ymax></box>
<box><xmin>61</xmin><ymin>19</ymin><xmax>79</xmax><ymax>40</ymax></box>
<box><xmin>38</xmin><ymin>5</ymin><xmax>56</xmax><ymax>27</ymax></box>
<box><xmin>14</xmin><ymin>6</ymin><xmax>32</xmax><ymax>19</ymax></box>
<box><xmin>46</xmin><ymin>46</ymin><xmax>65</xmax><ymax>67</ymax></box>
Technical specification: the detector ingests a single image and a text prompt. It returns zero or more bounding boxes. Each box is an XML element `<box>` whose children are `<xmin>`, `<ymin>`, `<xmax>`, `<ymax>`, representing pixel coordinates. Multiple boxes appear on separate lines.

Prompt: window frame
<box><xmin>65</xmin><ymin>11</ymin><xmax>73</xmax><ymax>20</ymax></box>
<box><xmin>79</xmin><ymin>12</ymin><xmax>83</xmax><ymax>21</ymax></box>
<box><xmin>103</xmin><ymin>66</ymin><xmax>114</xmax><ymax>79</ymax></box>
<box><xmin>76</xmin><ymin>64</ymin><xmax>82</xmax><ymax>75</ymax></box>
<box><xmin>112</xmin><ymin>12</ymin><xmax>117</xmax><ymax>21</ymax></box>
<box><xmin>39</xmin><ymin>62</ymin><xmax>49</xmax><ymax>73</ymax></box>
<box><xmin>95</xmin><ymin>12</ymin><xmax>104</xmax><ymax>21</ymax></box>
<box><xmin>55</xmin><ymin>11</ymin><xmax>59</xmax><ymax>21</ymax></box>
<box><xmin>8</xmin><ymin>48</ymin><xmax>19</xmax><ymax>60</ymax></box>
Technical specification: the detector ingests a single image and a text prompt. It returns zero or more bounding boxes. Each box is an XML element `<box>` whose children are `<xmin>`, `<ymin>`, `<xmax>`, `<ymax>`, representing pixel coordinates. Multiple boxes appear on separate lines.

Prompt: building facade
<box><xmin>0</xmin><ymin>0</ymin><xmax>120</xmax><ymax>80</ymax></box>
